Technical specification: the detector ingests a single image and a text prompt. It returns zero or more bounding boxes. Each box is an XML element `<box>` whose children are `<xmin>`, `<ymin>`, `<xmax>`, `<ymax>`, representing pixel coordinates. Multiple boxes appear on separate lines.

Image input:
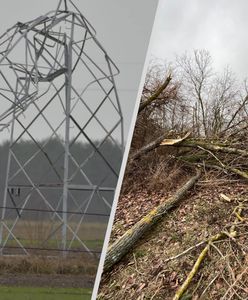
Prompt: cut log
<box><xmin>103</xmin><ymin>169</ymin><xmax>201</xmax><ymax>272</ymax></box>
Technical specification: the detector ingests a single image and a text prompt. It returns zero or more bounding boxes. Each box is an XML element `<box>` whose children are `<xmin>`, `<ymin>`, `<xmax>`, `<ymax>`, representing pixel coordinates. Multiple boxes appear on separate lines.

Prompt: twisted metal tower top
<box><xmin>0</xmin><ymin>0</ymin><xmax>120</xmax><ymax>131</ymax></box>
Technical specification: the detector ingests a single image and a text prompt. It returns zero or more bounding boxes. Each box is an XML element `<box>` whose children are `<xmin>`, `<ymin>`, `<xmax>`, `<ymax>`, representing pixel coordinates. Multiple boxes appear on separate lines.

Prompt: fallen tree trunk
<box><xmin>103</xmin><ymin>169</ymin><xmax>201</xmax><ymax>272</ymax></box>
<box><xmin>132</xmin><ymin>135</ymin><xmax>248</xmax><ymax>163</ymax></box>
<box><xmin>161</xmin><ymin>138</ymin><xmax>248</xmax><ymax>157</ymax></box>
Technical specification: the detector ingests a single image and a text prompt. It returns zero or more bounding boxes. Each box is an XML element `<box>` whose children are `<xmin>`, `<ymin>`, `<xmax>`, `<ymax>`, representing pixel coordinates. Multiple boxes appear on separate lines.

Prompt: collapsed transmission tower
<box><xmin>0</xmin><ymin>0</ymin><xmax>123</xmax><ymax>256</ymax></box>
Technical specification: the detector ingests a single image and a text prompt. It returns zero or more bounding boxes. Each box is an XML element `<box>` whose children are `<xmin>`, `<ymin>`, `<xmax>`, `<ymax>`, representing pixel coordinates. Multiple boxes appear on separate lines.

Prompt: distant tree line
<box><xmin>0</xmin><ymin>138</ymin><xmax>122</xmax><ymax>221</ymax></box>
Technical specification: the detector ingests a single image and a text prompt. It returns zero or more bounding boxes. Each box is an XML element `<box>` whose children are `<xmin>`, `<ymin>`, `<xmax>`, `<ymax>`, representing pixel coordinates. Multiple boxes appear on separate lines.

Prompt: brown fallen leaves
<box><xmin>98</xmin><ymin>177</ymin><xmax>248</xmax><ymax>300</ymax></box>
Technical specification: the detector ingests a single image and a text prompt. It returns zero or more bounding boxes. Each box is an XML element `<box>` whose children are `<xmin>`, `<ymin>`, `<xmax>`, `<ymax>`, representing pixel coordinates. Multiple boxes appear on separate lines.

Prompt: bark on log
<box><xmin>138</xmin><ymin>75</ymin><xmax>172</xmax><ymax>114</ymax></box>
<box><xmin>103</xmin><ymin>169</ymin><xmax>201</xmax><ymax>272</ymax></box>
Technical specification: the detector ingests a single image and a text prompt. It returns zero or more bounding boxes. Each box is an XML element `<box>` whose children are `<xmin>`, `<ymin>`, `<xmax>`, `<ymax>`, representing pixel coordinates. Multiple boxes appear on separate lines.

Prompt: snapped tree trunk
<box><xmin>130</xmin><ymin>132</ymin><xmax>191</xmax><ymax>162</ymax></box>
<box><xmin>130</xmin><ymin>132</ymin><xmax>169</xmax><ymax>162</ymax></box>
<box><xmin>104</xmin><ymin>169</ymin><xmax>201</xmax><ymax>272</ymax></box>
<box><xmin>167</xmin><ymin>139</ymin><xmax>248</xmax><ymax>157</ymax></box>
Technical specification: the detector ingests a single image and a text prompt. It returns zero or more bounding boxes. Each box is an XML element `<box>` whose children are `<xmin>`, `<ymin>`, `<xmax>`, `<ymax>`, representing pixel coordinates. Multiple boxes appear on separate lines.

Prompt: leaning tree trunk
<box><xmin>104</xmin><ymin>169</ymin><xmax>201</xmax><ymax>272</ymax></box>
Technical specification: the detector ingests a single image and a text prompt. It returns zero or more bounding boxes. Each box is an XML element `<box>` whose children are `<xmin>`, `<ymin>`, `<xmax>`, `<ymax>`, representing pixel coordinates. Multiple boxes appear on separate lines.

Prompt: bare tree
<box><xmin>176</xmin><ymin>50</ymin><xmax>248</xmax><ymax>138</ymax></box>
<box><xmin>176</xmin><ymin>50</ymin><xmax>213</xmax><ymax>137</ymax></box>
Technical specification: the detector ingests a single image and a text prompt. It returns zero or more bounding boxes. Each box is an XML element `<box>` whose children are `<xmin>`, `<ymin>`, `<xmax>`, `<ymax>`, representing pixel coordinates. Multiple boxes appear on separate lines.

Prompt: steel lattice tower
<box><xmin>0</xmin><ymin>0</ymin><xmax>123</xmax><ymax>256</ymax></box>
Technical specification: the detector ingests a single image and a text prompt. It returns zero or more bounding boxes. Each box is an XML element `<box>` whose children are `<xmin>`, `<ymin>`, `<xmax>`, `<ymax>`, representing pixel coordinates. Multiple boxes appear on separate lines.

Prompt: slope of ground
<box><xmin>98</xmin><ymin>174</ymin><xmax>248</xmax><ymax>299</ymax></box>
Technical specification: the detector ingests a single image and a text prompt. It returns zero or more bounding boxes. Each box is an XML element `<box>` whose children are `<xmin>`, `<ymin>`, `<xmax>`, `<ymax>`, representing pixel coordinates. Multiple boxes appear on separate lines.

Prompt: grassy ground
<box><xmin>5</xmin><ymin>238</ymin><xmax>103</xmax><ymax>251</ymax></box>
<box><xmin>3</xmin><ymin>220</ymin><xmax>106</xmax><ymax>250</ymax></box>
<box><xmin>0</xmin><ymin>255</ymin><xmax>98</xmax><ymax>278</ymax></box>
<box><xmin>0</xmin><ymin>286</ymin><xmax>92</xmax><ymax>300</ymax></box>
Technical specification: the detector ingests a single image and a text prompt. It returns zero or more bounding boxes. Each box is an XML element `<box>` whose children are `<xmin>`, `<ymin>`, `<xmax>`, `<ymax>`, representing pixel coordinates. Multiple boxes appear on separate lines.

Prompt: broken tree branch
<box><xmin>131</xmin><ymin>132</ymin><xmax>191</xmax><ymax>162</ymax></box>
<box><xmin>172</xmin><ymin>232</ymin><xmax>228</xmax><ymax>300</ymax></box>
<box><xmin>139</xmin><ymin>74</ymin><xmax>172</xmax><ymax>113</ymax></box>
<box><xmin>164</xmin><ymin>240</ymin><xmax>206</xmax><ymax>263</ymax></box>
<box><xmin>103</xmin><ymin>169</ymin><xmax>201</xmax><ymax>272</ymax></box>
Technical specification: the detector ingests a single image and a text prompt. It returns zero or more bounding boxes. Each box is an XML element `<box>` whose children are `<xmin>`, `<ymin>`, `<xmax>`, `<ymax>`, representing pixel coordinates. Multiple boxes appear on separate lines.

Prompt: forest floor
<box><xmin>98</xmin><ymin>171</ymin><xmax>248</xmax><ymax>299</ymax></box>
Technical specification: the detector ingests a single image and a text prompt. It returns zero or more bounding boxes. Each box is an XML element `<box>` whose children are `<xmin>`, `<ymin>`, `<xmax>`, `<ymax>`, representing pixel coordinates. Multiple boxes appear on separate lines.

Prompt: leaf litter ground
<box><xmin>98</xmin><ymin>172</ymin><xmax>248</xmax><ymax>300</ymax></box>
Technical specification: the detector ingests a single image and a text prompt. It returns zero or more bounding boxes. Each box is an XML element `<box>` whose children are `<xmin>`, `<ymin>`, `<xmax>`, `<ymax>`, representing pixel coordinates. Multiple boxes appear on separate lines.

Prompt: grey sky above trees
<box><xmin>151</xmin><ymin>0</ymin><xmax>248</xmax><ymax>80</ymax></box>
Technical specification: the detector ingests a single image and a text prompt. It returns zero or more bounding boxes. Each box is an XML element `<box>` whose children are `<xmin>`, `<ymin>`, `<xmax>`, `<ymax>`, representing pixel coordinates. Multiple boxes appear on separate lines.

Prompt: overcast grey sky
<box><xmin>151</xmin><ymin>0</ymin><xmax>248</xmax><ymax>80</ymax></box>
<box><xmin>0</xmin><ymin>0</ymin><xmax>159</xmax><ymax>141</ymax></box>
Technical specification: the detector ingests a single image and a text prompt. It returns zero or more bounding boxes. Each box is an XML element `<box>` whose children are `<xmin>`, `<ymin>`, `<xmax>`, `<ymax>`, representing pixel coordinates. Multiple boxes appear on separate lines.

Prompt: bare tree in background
<box><xmin>176</xmin><ymin>50</ymin><xmax>248</xmax><ymax>138</ymax></box>
<box><xmin>176</xmin><ymin>50</ymin><xmax>213</xmax><ymax>137</ymax></box>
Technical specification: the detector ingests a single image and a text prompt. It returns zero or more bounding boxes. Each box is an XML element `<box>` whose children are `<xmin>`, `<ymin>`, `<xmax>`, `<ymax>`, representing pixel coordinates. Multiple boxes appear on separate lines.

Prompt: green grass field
<box><xmin>3</xmin><ymin>220</ymin><xmax>106</xmax><ymax>252</ymax></box>
<box><xmin>6</xmin><ymin>238</ymin><xmax>103</xmax><ymax>251</ymax></box>
<box><xmin>0</xmin><ymin>287</ymin><xmax>92</xmax><ymax>300</ymax></box>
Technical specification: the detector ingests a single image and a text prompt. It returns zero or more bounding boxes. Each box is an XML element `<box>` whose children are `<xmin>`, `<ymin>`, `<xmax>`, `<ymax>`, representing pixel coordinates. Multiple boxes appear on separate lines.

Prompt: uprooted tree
<box><xmin>100</xmin><ymin>50</ymin><xmax>248</xmax><ymax>299</ymax></box>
